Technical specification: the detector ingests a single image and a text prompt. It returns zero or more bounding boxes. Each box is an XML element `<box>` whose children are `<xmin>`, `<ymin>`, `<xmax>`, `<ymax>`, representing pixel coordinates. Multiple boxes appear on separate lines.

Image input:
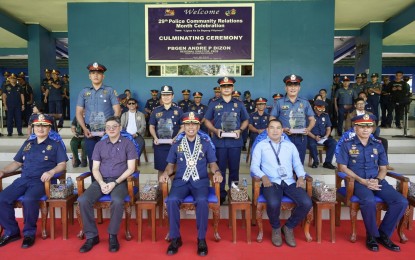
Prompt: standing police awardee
<box><xmin>149</xmin><ymin>85</ymin><xmax>184</xmax><ymax>176</ymax></box>
<box><xmin>160</xmin><ymin>112</ymin><xmax>222</xmax><ymax>256</ymax></box>
<box><xmin>270</xmin><ymin>74</ymin><xmax>315</xmax><ymax>165</ymax></box>
<box><xmin>1</xmin><ymin>73</ymin><xmax>25</xmax><ymax>136</ymax></box>
<box><xmin>76</xmin><ymin>62</ymin><xmax>121</xmax><ymax>171</ymax></box>
<box><xmin>204</xmin><ymin>77</ymin><xmax>249</xmax><ymax>204</ymax></box>
<box><xmin>336</xmin><ymin>114</ymin><xmax>407</xmax><ymax>252</ymax></box>
<box><xmin>0</xmin><ymin>114</ymin><xmax>68</xmax><ymax>248</ymax></box>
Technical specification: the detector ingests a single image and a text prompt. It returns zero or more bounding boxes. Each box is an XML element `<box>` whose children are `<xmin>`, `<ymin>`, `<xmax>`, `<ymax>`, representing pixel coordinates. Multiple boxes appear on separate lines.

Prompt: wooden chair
<box><xmin>251</xmin><ymin>174</ymin><xmax>314</xmax><ymax>243</ymax></box>
<box><xmin>161</xmin><ymin>173</ymin><xmax>221</xmax><ymax>241</ymax></box>
<box><xmin>137</xmin><ymin>145</ymin><xmax>149</xmax><ymax>166</ymax></box>
<box><xmin>75</xmin><ymin>171</ymin><xmax>139</xmax><ymax>241</ymax></box>
<box><xmin>307</xmin><ymin>145</ymin><xmax>327</xmax><ymax>167</ymax></box>
<box><xmin>335</xmin><ymin>170</ymin><xmax>409</xmax><ymax>243</ymax></box>
<box><xmin>405</xmin><ymin>196</ymin><xmax>415</xmax><ymax>230</ymax></box>
<box><xmin>0</xmin><ymin>170</ymin><xmax>66</xmax><ymax>239</ymax></box>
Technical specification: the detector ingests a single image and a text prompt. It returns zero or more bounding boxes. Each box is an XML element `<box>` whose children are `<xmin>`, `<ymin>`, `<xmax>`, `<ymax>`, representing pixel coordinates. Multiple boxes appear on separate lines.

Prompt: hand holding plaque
<box><xmin>157</xmin><ymin>118</ymin><xmax>174</xmax><ymax>144</ymax></box>
<box><xmin>220</xmin><ymin>112</ymin><xmax>238</xmax><ymax>138</ymax></box>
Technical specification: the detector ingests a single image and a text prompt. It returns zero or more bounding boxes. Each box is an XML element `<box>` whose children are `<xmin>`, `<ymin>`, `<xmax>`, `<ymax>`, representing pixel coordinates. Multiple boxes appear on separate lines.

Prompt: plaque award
<box><xmin>89</xmin><ymin>112</ymin><xmax>106</xmax><ymax>137</ymax></box>
<box><xmin>157</xmin><ymin>118</ymin><xmax>174</xmax><ymax>144</ymax></box>
<box><xmin>288</xmin><ymin>109</ymin><xmax>306</xmax><ymax>134</ymax></box>
<box><xmin>220</xmin><ymin>112</ymin><xmax>238</xmax><ymax>138</ymax></box>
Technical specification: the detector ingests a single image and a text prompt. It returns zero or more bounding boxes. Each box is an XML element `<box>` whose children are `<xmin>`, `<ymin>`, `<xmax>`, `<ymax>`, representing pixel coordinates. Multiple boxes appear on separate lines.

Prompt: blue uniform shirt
<box><xmin>244</xmin><ymin>100</ymin><xmax>256</xmax><ymax>114</ymax></box>
<box><xmin>47</xmin><ymin>79</ymin><xmax>63</xmax><ymax>101</ymax></box>
<box><xmin>145</xmin><ymin>98</ymin><xmax>160</xmax><ymax>113</ymax></box>
<box><xmin>14</xmin><ymin>137</ymin><xmax>68</xmax><ymax>180</ymax></box>
<box><xmin>178</xmin><ymin>99</ymin><xmax>194</xmax><ymax>113</ymax></box>
<box><xmin>76</xmin><ymin>85</ymin><xmax>119</xmax><ymax>124</ymax></box>
<box><xmin>334</xmin><ymin>87</ymin><xmax>357</xmax><ymax>105</ymax></box>
<box><xmin>311</xmin><ymin>112</ymin><xmax>332</xmax><ymax>136</ymax></box>
<box><xmin>204</xmin><ymin>97</ymin><xmax>250</xmax><ymax>148</ymax></box>
<box><xmin>149</xmin><ymin>105</ymin><xmax>183</xmax><ymax>138</ymax></box>
<box><xmin>167</xmin><ymin>136</ymin><xmax>217</xmax><ymax>188</ymax></box>
<box><xmin>250</xmin><ymin>136</ymin><xmax>306</xmax><ymax>185</ymax></box>
<box><xmin>270</xmin><ymin>95</ymin><xmax>314</xmax><ymax>129</ymax></box>
<box><xmin>351</xmin><ymin>83</ymin><xmax>365</xmax><ymax>95</ymax></box>
<box><xmin>2</xmin><ymin>84</ymin><xmax>23</xmax><ymax>107</ymax></box>
<box><xmin>336</xmin><ymin>137</ymin><xmax>388</xmax><ymax>179</ymax></box>
<box><xmin>249</xmin><ymin>111</ymin><xmax>269</xmax><ymax>140</ymax></box>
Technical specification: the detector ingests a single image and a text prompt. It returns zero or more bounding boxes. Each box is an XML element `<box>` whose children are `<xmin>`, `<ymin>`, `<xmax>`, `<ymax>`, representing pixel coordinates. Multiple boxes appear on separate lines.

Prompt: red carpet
<box><xmin>1</xmin><ymin>218</ymin><xmax>414</xmax><ymax>259</ymax></box>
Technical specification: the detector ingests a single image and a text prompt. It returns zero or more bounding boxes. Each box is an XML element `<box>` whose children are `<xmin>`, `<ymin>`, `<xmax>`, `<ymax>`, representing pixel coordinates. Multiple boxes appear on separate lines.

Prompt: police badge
<box><xmin>46</xmin><ymin>145</ymin><xmax>52</xmax><ymax>151</ymax></box>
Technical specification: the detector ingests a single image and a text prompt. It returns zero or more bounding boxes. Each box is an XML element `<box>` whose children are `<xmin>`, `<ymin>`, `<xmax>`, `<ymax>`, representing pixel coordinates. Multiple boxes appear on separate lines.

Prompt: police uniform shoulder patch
<box><xmin>23</xmin><ymin>142</ymin><xmax>32</xmax><ymax>152</ymax></box>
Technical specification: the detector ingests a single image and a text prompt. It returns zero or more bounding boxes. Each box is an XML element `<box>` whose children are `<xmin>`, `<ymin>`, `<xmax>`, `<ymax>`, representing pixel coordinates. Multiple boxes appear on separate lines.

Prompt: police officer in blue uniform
<box><xmin>144</xmin><ymin>89</ymin><xmax>160</xmax><ymax>136</ymax></box>
<box><xmin>351</xmin><ymin>73</ymin><xmax>365</xmax><ymax>94</ymax></box>
<box><xmin>270</xmin><ymin>74</ymin><xmax>315</xmax><ymax>165</ymax></box>
<box><xmin>380</xmin><ymin>76</ymin><xmax>392</xmax><ymax>128</ymax></box>
<box><xmin>17</xmin><ymin>72</ymin><xmax>33</xmax><ymax>127</ymax></box>
<box><xmin>44</xmin><ymin>69</ymin><xmax>64</xmax><ymax>127</ymax></box>
<box><xmin>208</xmin><ymin>86</ymin><xmax>221</xmax><ymax>104</ymax></box>
<box><xmin>365</xmin><ymin>73</ymin><xmax>382</xmax><ymax>125</ymax></box>
<box><xmin>306</xmin><ymin>100</ymin><xmax>337</xmax><ymax>169</ymax></box>
<box><xmin>189</xmin><ymin>91</ymin><xmax>208</xmax><ymax>133</ymax></box>
<box><xmin>149</xmin><ymin>85</ymin><xmax>183</xmax><ymax>176</ymax></box>
<box><xmin>178</xmin><ymin>89</ymin><xmax>194</xmax><ymax>113</ymax></box>
<box><xmin>41</xmin><ymin>69</ymin><xmax>52</xmax><ymax>113</ymax></box>
<box><xmin>248</xmin><ymin>97</ymin><xmax>269</xmax><ymax>144</ymax></box>
<box><xmin>242</xmin><ymin>91</ymin><xmax>255</xmax><ymax>150</ymax></box>
<box><xmin>160</xmin><ymin>112</ymin><xmax>222</xmax><ymax>256</ymax></box>
<box><xmin>2</xmin><ymin>73</ymin><xmax>25</xmax><ymax>136</ymax></box>
<box><xmin>336</xmin><ymin>114</ymin><xmax>407</xmax><ymax>252</ymax></box>
<box><xmin>76</xmin><ymin>62</ymin><xmax>121</xmax><ymax>171</ymax></box>
<box><xmin>334</xmin><ymin>76</ymin><xmax>357</xmax><ymax>136</ymax></box>
<box><xmin>204</xmin><ymin>77</ymin><xmax>249</xmax><ymax>204</ymax></box>
<box><xmin>0</xmin><ymin>114</ymin><xmax>68</xmax><ymax>248</ymax></box>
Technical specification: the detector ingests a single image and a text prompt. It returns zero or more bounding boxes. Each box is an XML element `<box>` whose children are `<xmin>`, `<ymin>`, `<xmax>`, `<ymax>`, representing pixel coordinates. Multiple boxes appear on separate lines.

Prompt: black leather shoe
<box><xmin>21</xmin><ymin>236</ymin><xmax>35</xmax><ymax>248</ymax></box>
<box><xmin>323</xmin><ymin>162</ymin><xmax>336</xmax><ymax>170</ymax></box>
<box><xmin>7</xmin><ymin>134</ymin><xmax>12</xmax><ymax>136</ymax></box>
<box><xmin>197</xmin><ymin>239</ymin><xmax>208</xmax><ymax>256</ymax></box>
<box><xmin>366</xmin><ymin>236</ymin><xmax>379</xmax><ymax>252</ymax></box>
<box><xmin>311</xmin><ymin>162</ymin><xmax>318</xmax><ymax>168</ymax></box>
<box><xmin>79</xmin><ymin>236</ymin><xmax>100</xmax><ymax>253</ymax></box>
<box><xmin>377</xmin><ymin>232</ymin><xmax>400</xmax><ymax>252</ymax></box>
<box><xmin>0</xmin><ymin>233</ymin><xmax>21</xmax><ymax>247</ymax></box>
<box><xmin>18</xmin><ymin>133</ymin><xmax>24</xmax><ymax>136</ymax></box>
<box><xmin>167</xmin><ymin>237</ymin><xmax>182</xmax><ymax>255</ymax></box>
<box><xmin>109</xmin><ymin>234</ymin><xmax>120</xmax><ymax>252</ymax></box>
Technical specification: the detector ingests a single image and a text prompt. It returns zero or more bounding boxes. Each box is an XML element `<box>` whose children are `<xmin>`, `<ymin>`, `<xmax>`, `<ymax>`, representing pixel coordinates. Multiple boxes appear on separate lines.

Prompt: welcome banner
<box><xmin>145</xmin><ymin>3</ymin><xmax>254</xmax><ymax>62</ymax></box>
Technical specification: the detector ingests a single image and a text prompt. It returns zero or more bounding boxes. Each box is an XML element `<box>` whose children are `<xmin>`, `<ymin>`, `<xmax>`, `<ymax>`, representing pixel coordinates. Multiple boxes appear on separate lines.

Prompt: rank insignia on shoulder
<box><xmin>23</xmin><ymin>143</ymin><xmax>31</xmax><ymax>152</ymax></box>
<box><xmin>46</xmin><ymin>145</ymin><xmax>52</xmax><ymax>151</ymax></box>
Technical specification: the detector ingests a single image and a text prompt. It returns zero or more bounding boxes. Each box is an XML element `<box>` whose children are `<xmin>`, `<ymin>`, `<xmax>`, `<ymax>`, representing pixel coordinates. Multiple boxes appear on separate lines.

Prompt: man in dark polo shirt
<box><xmin>77</xmin><ymin>116</ymin><xmax>138</xmax><ymax>253</ymax></box>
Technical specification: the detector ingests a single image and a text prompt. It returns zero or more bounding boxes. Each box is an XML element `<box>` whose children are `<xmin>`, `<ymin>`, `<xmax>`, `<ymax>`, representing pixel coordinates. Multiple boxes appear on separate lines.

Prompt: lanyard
<box><xmin>269</xmin><ymin>141</ymin><xmax>282</xmax><ymax>166</ymax></box>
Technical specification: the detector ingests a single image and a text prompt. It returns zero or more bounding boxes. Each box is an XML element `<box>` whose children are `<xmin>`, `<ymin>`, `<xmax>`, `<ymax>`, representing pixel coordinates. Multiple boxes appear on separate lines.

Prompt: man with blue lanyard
<box><xmin>160</xmin><ymin>112</ymin><xmax>222</xmax><ymax>256</ymax></box>
<box><xmin>336</xmin><ymin>114</ymin><xmax>407</xmax><ymax>252</ymax></box>
<box><xmin>251</xmin><ymin>119</ymin><xmax>312</xmax><ymax>247</ymax></box>
<box><xmin>149</xmin><ymin>85</ymin><xmax>183</xmax><ymax>177</ymax></box>
<box><xmin>76</xmin><ymin>62</ymin><xmax>121</xmax><ymax>171</ymax></box>
<box><xmin>270</xmin><ymin>74</ymin><xmax>315</xmax><ymax>165</ymax></box>
<box><xmin>0</xmin><ymin>114</ymin><xmax>67</xmax><ymax>248</ymax></box>
<box><xmin>204</xmin><ymin>77</ymin><xmax>249</xmax><ymax>204</ymax></box>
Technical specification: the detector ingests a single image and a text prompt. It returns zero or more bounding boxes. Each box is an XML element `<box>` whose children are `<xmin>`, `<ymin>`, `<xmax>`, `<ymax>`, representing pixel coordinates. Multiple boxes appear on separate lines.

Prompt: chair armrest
<box><xmin>127</xmin><ymin>171</ymin><xmax>139</xmax><ymax>202</ymax></box>
<box><xmin>305</xmin><ymin>174</ymin><xmax>313</xmax><ymax>197</ymax></box>
<box><xmin>0</xmin><ymin>171</ymin><xmax>22</xmax><ymax>191</ymax></box>
<box><xmin>344</xmin><ymin>175</ymin><xmax>356</xmax><ymax>205</ymax></box>
<box><xmin>387</xmin><ymin>172</ymin><xmax>410</xmax><ymax>198</ymax></box>
<box><xmin>76</xmin><ymin>172</ymin><xmax>92</xmax><ymax>196</ymax></box>
<box><xmin>251</xmin><ymin>176</ymin><xmax>261</xmax><ymax>206</ymax></box>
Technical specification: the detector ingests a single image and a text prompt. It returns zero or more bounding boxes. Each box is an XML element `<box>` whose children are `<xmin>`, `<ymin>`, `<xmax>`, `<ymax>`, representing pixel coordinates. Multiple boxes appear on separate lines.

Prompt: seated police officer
<box><xmin>160</xmin><ymin>112</ymin><xmax>223</xmax><ymax>256</ymax></box>
<box><xmin>250</xmin><ymin>119</ymin><xmax>312</xmax><ymax>247</ymax></box>
<box><xmin>78</xmin><ymin>116</ymin><xmax>138</xmax><ymax>253</ymax></box>
<box><xmin>336</xmin><ymin>114</ymin><xmax>408</xmax><ymax>252</ymax></box>
<box><xmin>307</xmin><ymin>99</ymin><xmax>337</xmax><ymax>169</ymax></box>
<box><xmin>0</xmin><ymin>114</ymin><xmax>68</xmax><ymax>248</ymax></box>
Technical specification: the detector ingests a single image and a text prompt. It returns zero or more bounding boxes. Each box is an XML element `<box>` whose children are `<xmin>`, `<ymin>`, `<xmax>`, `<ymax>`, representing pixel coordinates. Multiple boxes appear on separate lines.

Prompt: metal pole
<box><xmin>0</xmin><ymin>98</ymin><xmax>3</xmax><ymax>136</ymax></box>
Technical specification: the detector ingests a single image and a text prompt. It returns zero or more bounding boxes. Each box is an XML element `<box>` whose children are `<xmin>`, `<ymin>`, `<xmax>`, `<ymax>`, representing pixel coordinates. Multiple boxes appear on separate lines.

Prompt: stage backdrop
<box><xmin>146</xmin><ymin>3</ymin><xmax>254</xmax><ymax>62</ymax></box>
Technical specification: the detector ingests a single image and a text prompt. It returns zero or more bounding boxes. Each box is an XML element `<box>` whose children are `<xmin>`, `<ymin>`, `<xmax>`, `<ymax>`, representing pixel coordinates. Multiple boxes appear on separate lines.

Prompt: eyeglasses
<box><xmin>128</xmin><ymin>103</ymin><xmax>136</xmax><ymax>105</ymax></box>
<box><xmin>105</xmin><ymin>125</ymin><xmax>120</xmax><ymax>130</ymax></box>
